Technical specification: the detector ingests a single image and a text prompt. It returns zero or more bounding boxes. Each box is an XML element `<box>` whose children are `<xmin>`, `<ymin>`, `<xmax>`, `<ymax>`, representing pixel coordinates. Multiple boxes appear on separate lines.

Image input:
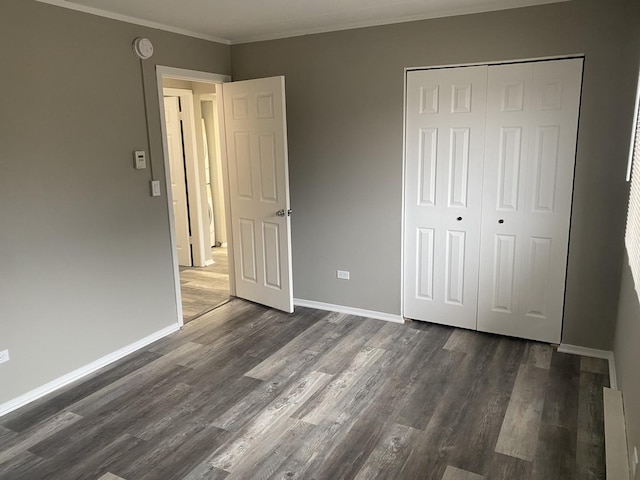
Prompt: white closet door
<box><xmin>404</xmin><ymin>66</ymin><xmax>487</xmax><ymax>329</ymax></box>
<box><xmin>477</xmin><ymin>58</ymin><xmax>583</xmax><ymax>343</ymax></box>
<box><xmin>164</xmin><ymin>96</ymin><xmax>192</xmax><ymax>267</ymax></box>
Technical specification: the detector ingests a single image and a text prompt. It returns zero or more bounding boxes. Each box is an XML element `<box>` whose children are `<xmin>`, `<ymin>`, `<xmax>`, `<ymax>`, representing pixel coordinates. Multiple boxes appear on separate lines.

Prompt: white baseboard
<box><xmin>558</xmin><ymin>343</ymin><xmax>618</xmax><ymax>390</ymax></box>
<box><xmin>293</xmin><ymin>298</ymin><xmax>404</xmax><ymax>324</ymax></box>
<box><xmin>0</xmin><ymin>323</ymin><xmax>181</xmax><ymax>418</ymax></box>
<box><xmin>204</xmin><ymin>259</ymin><xmax>215</xmax><ymax>266</ymax></box>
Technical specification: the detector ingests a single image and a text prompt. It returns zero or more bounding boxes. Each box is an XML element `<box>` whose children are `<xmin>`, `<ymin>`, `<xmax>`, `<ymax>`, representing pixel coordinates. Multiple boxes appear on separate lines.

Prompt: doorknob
<box><xmin>457</xmin><ymin>216</ymin><xmax>463</xmax><ymax>221</ymax></box>
<box><xmin>498</xmin><ymin>219</ymin><xmax>504</xmax><ymax>224</ymax></box>
<box><xmin>276</xmin><ymin>209</ymin><xmax>292</xmax><ymax>217</ymax></box>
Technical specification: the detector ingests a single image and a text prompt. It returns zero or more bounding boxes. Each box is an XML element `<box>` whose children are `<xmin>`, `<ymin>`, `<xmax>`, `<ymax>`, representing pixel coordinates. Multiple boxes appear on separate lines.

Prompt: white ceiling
<box><xmin>38</xmin><ymin>0</ymin><xmax>569</xmax><ymax>45</ymax></box>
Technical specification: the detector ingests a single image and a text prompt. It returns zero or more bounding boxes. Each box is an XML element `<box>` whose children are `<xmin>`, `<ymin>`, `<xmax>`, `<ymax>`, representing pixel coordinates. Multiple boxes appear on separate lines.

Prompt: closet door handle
<box><xmin>457</xmin><ymin>216</ymin><xmax>463</xmax><ymax>221</ymax></box>
<box><xmin>498</xmin><ymin>219</ymin><xmax>504</xmax><ymax>224</ymax></box>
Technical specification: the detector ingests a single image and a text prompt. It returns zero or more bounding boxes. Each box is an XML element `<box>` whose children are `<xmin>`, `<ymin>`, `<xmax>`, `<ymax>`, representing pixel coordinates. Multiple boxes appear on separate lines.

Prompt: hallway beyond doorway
<box><xmin>179</xmin><ymin>247</ymin><xmax>230</xmax><ymax>323</ymax></box>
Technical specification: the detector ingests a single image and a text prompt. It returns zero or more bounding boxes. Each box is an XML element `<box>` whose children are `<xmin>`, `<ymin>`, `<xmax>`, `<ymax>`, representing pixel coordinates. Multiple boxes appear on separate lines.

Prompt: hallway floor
<box><xmin>179</xmin><ymin>247</ymin><xmax>230</xmax><ymax>323</ymax></box>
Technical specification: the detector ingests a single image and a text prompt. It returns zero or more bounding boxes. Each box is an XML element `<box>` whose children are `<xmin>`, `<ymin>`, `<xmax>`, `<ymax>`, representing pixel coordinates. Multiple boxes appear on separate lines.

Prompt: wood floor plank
<box><xmin>394</xmin><ymin>347</ymin><xmax>464</xmax><ymax>430</ymax></box>
<box><xmin>441</xmin><ymin>465</ymin><xmax>485</xmax><ymax>480</ymax></box>
<box><xmin>445</xmin><ymin>337</ymin><xmax>526</xmax><ymax>474</ymax></box>
<box><xmin>365</xmin><ymin>320</ymin><xmax>426</xmax><ymax>352</ymax></box>
<box><xmin>243</xmin><ymin>308</ymin><xmax>326</xmax><ymax>360</ymax></box>
<box><xmin>530</xmin><ymin>423</ymin><xmax>576</xmax><ymax>480</ymax></box>
<box><xmin>245</xmin><ymin>312</ymin><xmax>362</xmax><ymax>382</ymax></box>
<box><xmin>522</xmin><ymin>343</ymin><xmax>553</xmax><ymax>370</ymax></box>
<box><xmin>540</xmin><ymin>350</ymin><xmax>581</xmax><ymax>430</ymax></box>
<box><xmin>295</xmin><ymin>346</ymin><xmax>386</xmax><ymax>425</ymax></box>
<box><xmin>225</xmin><ymin>419</ymin><xmax>315</xmax><ymax>480</ymax></box>
<box><xmin>0</xmin><ymin>425</ymin><xmax>16</xmax><ymax>444</ymax></box>
<box><xmin>0</xmin><ymin>449</ymin><xmax>47</xmax><ymax>480</ymax></box>
<box><xmin>311</xmin><ymin>317</ymin><xmax>384</xmax><ymax>375</ymax></box>
<box><xmin>98</xmin><ymin>473</ymin><xmax>127</xmax><ymax>480</ymax></box>
<box><xmin>325</xmin><ymin>311</ymin><xmax>349</xmax><ymax>324</ymax></box>
<box><xmin>483</xmin><ymin>452</ymin><xmax>532</xmax><ymax>479</ymax></box>
<box><xmin>494</xmin><ymin>363</ymin><xmax>549</xmax><ymax>462</ymax></box>
<box><xmin>269</xmin><ymin>349</ymin><xmax>404</xmax><ymax>480</ymax></box>
<box><xmin>353</xmin><ymin>423</ymin><xmax>418</xmax><ymax>480</ymax></box>
<box><xmin>399</xmin><ymin>333</ymin><xmax>500</xmax><ymax>478</ymax></box>
<box><xmin>137</xmin><ymin>376</ymin><xmax>260</xmax><ymax>442</ymax></box>
<box><xmin>0</xmin><ymin>411</ymin><xmax>82</xmax><ymax>465</ymax></box>
<box><xmin>213</xmin><ymin>350</ymin><xmax>321</xmax><ymax>432</ymax></box>
<box><xmin>580</xmin><ymin>356</ymin><xmax>609</xmax><ymax>375</ymax></box>
<box><xmin>148</xmin><ymin>299</ymin><xmax>255</xmax><ymax>355</ymax></box>
<box><xmin>65</xmin><ymin>342</ymin><xmax>202</xmax><ymax>416</ymax></box>
<box><xmin>0</xmin><ymin>350</ymin><xmax>161</xmax><ymax>434</ymax></box>
<box><xmin>207</xmin><ymin>370</ymin><xmax>332</xmax><ymax>472</ymax></box>
<box><xmin>60</xmin><ymin>432</ymin><xmax>144</xmax><ymax>480</ymax></box>
<box><xmin>576</xmin><ymin>371</ymin><xmax>607</xmax><ymax>479</ymax></box>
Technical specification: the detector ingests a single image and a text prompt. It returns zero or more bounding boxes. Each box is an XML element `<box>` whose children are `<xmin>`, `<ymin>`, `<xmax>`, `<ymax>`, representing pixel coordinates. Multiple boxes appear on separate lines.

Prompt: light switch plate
<box><xmin>134</xmin><ymin>150</ymin><xmax>146</xmax><ymax>169</ymax></box>
<box><xmin>150</xmin><ymin>180</ymin><xmax>161</xmax><ymax>197</ymax></box>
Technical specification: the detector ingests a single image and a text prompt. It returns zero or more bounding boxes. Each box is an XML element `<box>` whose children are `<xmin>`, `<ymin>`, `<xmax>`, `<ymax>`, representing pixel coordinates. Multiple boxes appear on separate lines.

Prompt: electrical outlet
<box><xmin>0</xmin><ymin>350</ymin><xmax>10</xmax><ymax>364</ymax></box>
<box><xmin>337</xmin><ymin>270</ymin><xmax>350</xmax><ymax>280</ymax></box>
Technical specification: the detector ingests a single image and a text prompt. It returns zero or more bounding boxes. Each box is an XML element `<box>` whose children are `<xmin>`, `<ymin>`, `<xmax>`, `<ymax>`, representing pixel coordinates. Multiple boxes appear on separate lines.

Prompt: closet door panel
<box><xmin>477</xmin><ymin>58</ymin><xmax>583</xmax><ymax>343</ymax></box>
<box><xmin>404</xmin><ymin>66</ymin><xmax>487</xmax><ymax>329</ymax></box>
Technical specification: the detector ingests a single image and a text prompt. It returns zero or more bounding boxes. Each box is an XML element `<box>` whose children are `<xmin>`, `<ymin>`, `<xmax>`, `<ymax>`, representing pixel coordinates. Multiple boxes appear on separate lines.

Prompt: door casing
<box><xmin>156</xmin><ymin>66</ymin><xmax>233</xmax><ymax>327</ymax></box>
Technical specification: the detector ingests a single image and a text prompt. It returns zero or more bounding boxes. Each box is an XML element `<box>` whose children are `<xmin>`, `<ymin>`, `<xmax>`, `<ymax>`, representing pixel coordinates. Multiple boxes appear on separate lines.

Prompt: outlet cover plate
<box><xmin>337</xmin><ymin>270</ymin><xmax>350</xmax><ymax>280</ymax></box>
<box><xmin>0</xmin><ymin>350</ymin><xmax>10</xmax><ymax>364</ymax></box>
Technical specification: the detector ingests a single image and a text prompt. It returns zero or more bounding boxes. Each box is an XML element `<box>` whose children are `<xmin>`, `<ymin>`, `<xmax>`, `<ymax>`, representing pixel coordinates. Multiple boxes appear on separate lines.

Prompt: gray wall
<box><xmin>614</xmin><ymin>255</ymin><xmax>640</xmax><ymax>474</ymax></box>
<box><xmin>231</xmin><ymin>0</ymin><xmax>640</xmax><ymax>349</ymax></box>
<box><xmin>0</xmin><ymin>0</ymin><xmax>230</xmax><ymax>405</ymax></box>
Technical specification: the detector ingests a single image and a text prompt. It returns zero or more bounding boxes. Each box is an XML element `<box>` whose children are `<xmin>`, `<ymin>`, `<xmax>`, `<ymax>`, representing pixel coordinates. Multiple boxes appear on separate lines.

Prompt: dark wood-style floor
<box><xmin>0</xmin><ymin>300</ymin><xmax>608</xmax><ymax>480</ymax></box>
<box><xmin>180</xmin><ymin>247</ymin><xmax>230</xmax><ymax>323</ymax></box>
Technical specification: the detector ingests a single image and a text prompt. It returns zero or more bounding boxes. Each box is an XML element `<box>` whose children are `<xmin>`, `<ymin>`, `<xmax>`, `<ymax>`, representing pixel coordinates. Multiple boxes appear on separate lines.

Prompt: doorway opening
<box><xmin>158</xmin><ymin>67</ymin><xmax>234</xmax><ymax>325</ymax></box>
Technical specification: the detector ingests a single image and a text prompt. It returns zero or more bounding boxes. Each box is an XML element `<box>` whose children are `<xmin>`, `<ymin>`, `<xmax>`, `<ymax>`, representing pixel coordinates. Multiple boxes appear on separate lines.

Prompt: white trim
<box><xmin>156</xmin><ymin>67</ymin><xmax>237</xmax><ymax>325</ymax></box>
<box><xmin>157</xmin><ymin>80</ymin><xmax>185</xmax><ymax>327</ymax></box>
<box><xmin>157</xmin><ymin>66</ymin><xmax>231</xmax><ymax>84</ymax></box>
<box><xmin>204</xmin><ymin>259</ymin><xmax>215</xmax><ymax>266</ymax></box>
<box><xmin>215</xmin><ymin>83</ymin><xmax>237</xmax><ymax>297</ymax></box>
<box><xmin>603</xmin><ymin>387</ymin><xmax>631</xmax><ymax>480</ymax></box>
<box><xmin>294</xmin><ymin>298</ymin><xmax>404</xmax><ymax>324</ymax></box>
<box><xmin>558</xmin><ymin>344</ymin><xmax>618</xmax><ymax>390</ymax></box>
<box><xmin>34</xmin><ymin>0</ymin><xmax>231</xmax><ymax>45</ymax></box>
<box><xmin>400</xmin><ymin>64</ymin><xmax>408</xmax><ymax>323</ymax></box>
<box><xmin>34</xmin><ymin>0</ymin><xmax>570</xmax><ymax>46</ymax></box>
<box><xmin>404</xmin><ymin>53</ymin><xmax>584</xmax><ymax>73</ymax></box>
<box><xmin>0</xmin><ymin>323</ymin><xmax>180</xmax><ymax>418</ymax></box>
<box><xmin>230</xmin><ymin>0</ymin><xmax>570</xmax><ymax>44</ymax></box>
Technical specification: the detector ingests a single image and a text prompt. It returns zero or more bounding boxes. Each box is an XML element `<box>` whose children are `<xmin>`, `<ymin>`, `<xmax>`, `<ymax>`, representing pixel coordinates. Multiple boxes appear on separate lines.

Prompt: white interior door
<box><xmin>403</xmin><ymin>66</ymin><xmax>488</xmax><ymax>329</ymax></box>
<box><xmin>222</xmin><ymin>76</ymin><xmax>293</xmax><ymax>313</ymax></box>
<box><xmin>164</xmin><ymin>96</ymin><xmax>192</xmax><ymax>267</ymax></box>
<box><xmin>477</xmin><ymin>58</ymin><xmax>583</xmax><ymax>343</ymax></box>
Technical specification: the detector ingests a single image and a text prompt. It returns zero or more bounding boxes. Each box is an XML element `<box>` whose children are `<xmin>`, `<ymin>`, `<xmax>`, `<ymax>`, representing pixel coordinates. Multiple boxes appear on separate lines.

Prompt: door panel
<box><xmin>404</xmin><ymin>66</ymin><xmax>487</xmax><ymax>329</ymax></box>
<box><xmin>222</xmin><ymin>76</ymin><xmax>293</xmax><ymax>313</ymax></box>
<box><xmin>164</xmin><ymin>96</ymin><xmax>191</xmax><ymax>267</ymax></box>
<box><xmin>477</xmin><ymin>58</ymin><xmax>583</xmax><ymax>343</ymax></box>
